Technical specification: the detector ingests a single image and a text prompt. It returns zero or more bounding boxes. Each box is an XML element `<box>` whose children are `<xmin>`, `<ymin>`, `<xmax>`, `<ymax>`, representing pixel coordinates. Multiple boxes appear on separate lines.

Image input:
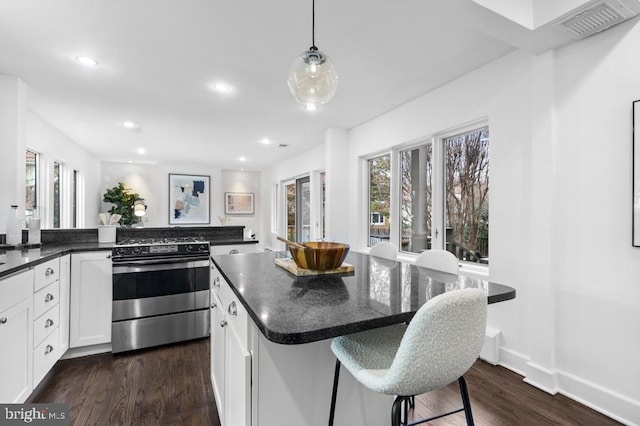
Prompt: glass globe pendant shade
<box><xmin>287</xmin><ymin>48</ymin><xmax>338</xmax><ymax>107</ymax></box>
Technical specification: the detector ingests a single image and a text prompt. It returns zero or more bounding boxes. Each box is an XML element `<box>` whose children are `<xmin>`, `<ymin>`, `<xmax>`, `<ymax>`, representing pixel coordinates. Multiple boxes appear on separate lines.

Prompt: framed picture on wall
<box><xmin>169</xmin><ymin>174</ymin><xmax>210</xmax><ymax>225</ymax></box>
<box><xmin>225</xmin><ymin>192</ymin><xmax>254</xmax><ymax>215</ymax></box>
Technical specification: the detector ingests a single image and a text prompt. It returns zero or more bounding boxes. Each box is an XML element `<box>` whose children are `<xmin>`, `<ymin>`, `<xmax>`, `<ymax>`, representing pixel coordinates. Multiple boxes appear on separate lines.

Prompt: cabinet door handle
<box><xmin>45</xmin><ymin>345</ymin><xmax>54</xmax><ymax>355</ymax></box>
<box><xmin>106</xmin><ymin>254</ymin><xmax>112</xmax><ymax>259</ymax></box>
<box><xmin>0</xmin><ymin>317</ymin><xmax>7</xmax><ymax>325</ymax></box>
<box><xmin>213</xmin><ymin>276</ymin><xmax>220</xmax><ymax>287</ymax></box>
<box><xmin>45</xmin><ymin>293</ymin><xmax>55</xmax><ymax>302</ymax></box>
<box><xmin>211</xmin><ymin>303</ymin><xmax>217</xmax><ymax>309</ymax></box>
<box><xmin>220</xmin><ymin>320</ymin><xmax>227</xmax><ymax>328</ymax></box>
<box><xmin>45</xmin><ymin>267</ymin><xmax>55</xmax><ymax>276</ymax></box>
<box><xmin>45</xmin><ymin>319</ymin><xmax>54</xmax><ymax>328</ymax></box>
<box><xmin>228</xmin><ymin>301</ymin><xmax>237</xmax><ymax>316</ymax></box>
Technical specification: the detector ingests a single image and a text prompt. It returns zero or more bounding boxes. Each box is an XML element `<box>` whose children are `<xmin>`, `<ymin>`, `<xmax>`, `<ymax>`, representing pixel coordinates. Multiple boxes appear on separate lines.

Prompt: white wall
<box><xmin>259</xmin><ymin>17</ymin><xmax>640</xmax><ymax>425</ymax></box>
<box><xmin>221</xmin><ymin>169</ymin><xmax>260</xmax><ymax>237</ymax></box>
<box><xmin>101</xmin><ymin>162</ymin><xmax>260</xmax><ymax>232</ymax></box>
<box><xmin>259</xmin><ymin>143</ymin><xmax>326</xmax><ymax>250</ymax></box>
<box><xmin>26</xmin><ymin>112</ymin><xmax>102</xmax><ymax>228</ymax></box>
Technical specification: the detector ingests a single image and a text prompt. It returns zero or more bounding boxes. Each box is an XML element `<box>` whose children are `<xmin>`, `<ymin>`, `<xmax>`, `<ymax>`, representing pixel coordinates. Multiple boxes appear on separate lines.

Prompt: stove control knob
<box><xmin>199</xmin><ymin>244</ymin><xmax>208</xmax><ymax>251</ymax></box>
<box><xmin>132</xmin><ymin>247</ymin><xmax>141</xmax><ymax>254</ymax></box>
<box><xmin>116</xmin><ymin>248</ymin><xmax>127</xmax><ymax>256</ymax></box>
<box><xmin>186</xmin><ymin>245</ymin><xmax>194</xmax><ymax>252</ymax></box>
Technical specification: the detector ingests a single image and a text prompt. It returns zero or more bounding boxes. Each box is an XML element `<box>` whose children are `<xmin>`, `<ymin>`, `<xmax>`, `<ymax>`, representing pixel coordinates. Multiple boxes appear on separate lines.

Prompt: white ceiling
<box><xmin>0</xmin><ymin>0</ymin><xmax>584</xmax><ymax>170</ymax></box>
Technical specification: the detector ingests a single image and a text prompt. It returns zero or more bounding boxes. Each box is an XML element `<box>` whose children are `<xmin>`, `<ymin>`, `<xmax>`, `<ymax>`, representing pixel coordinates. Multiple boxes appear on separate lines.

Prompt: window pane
<box><xmin>53</xmin><ymin>162</ymin><xmax>61</xmax><ymax>228</ymax></box>
<box><xmin>72</xmin><ymin>170</ymin><xmax>78</xmax><ymax>228</ymax></box>
<box><xmin>286</xmin><ymin>183</ymin><xmax>296</xmax><ymax>241</ymax></box>
<box><xmin>297</xmin><ymin>176</ymin><xmax>310</xmax><ymax>242</ymax></box>
<box><xmin>368</xmin><ymin>155</ymin><xmax>391</xmax><ymax>247</ymax></box>
<box><xmin>445</xmin><ymin>127</ymin><xmax>489</xmax><ymax>264</ymax></box>
<box><xmin>25</xmin><ymin>150</ymin><xmax>38</xmax><ymax>221</ymax></box>
<box><xmin>400</xmin><ymin>144</ymin><xmax>433</xmax><ymax>253</ymax></box>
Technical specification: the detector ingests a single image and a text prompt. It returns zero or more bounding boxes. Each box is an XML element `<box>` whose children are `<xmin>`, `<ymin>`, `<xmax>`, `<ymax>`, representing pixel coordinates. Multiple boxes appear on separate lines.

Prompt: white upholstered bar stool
<box><xmin>328</xmin><ymin>289</ymin><xmax>487</xmax><ymax>426</ymax></box>
<box><xmin>415</xmin><ymin>249</ymin><xmax>459</xmax><ymax>274</ymax></box>
<box><xmin>369</xmin><ymin>242</ymin><xmax>398</xmax><ymax>261</ymax></box>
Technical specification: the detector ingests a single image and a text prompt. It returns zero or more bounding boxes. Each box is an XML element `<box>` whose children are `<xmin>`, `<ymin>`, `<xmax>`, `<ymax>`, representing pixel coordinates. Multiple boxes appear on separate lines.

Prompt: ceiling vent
<box><xmin>553</xmin><ymin>0</ymin><xmax>638</xmax><ymax>39</ymax></box>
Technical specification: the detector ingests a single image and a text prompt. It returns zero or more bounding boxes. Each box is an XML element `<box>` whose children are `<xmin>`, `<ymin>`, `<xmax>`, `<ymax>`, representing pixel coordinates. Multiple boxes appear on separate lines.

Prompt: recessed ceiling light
<box><xmin>261</xmin><ymin>138</ymin><xmax>271</xmax><ymax>145</ymax></box>
<box><xmin>122</xmin><ymin>120</ymin><xmax>139</xmax><ymax>129</ymax></box>
<box><xmin>239</xmin><ymin>156</ymin><xmax>246</xmax><ymax>162</ymax></box>
<box><xmin>76</xmin><ymin>56</ymin><xmax>98</xmax><ymax>67</ymax></box>
<box><xmin>137</xmin><ymin>148</ymin><xmax>146</xmax><ymax>155</ymax></box>
<box><xmin>210</xmin><ymin>82</ymin><xmax>233</xmax><ymax>93</ymax></box>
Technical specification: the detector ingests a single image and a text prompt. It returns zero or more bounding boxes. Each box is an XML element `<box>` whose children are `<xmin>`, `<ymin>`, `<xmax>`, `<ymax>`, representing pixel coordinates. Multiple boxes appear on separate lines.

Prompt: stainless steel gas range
<box><xmin>111</xmin><ymin>237</ymin><xmax>210</xmax><ymax>353</ymax></box>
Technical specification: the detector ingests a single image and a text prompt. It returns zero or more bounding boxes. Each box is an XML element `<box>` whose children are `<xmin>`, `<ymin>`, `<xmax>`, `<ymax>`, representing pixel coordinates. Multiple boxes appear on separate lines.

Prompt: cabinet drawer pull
<box><xmin>228</xmin><ymin>301</ymin><xmax>237</xmax><ymax>316</ymax></box>
<box><xmin>45</xmin><ymin>267</ymin><xmax>55</xmax><ymax>276</ymax></box>
<box><xmin>213</xmin><ymin>276</ymin><xmax>220</xmax><ymax>287</ymax></box>
<box><xmin>45</xmin><ymin>345</ymin><xmax>54</xmax><ymax>355</ymax></box>
<box><xmin>45</xmin><ymin>293</ymin><xmax>55</xmax><ymax>302</ymax></box>
<box><xmin>220</xmin><ymin>320</ymin><xmax>227</xmax><ymax>328</ymax></box>
<box><xmin>45</xmin><ymin>319</ymin><xmax>54</xmax><ymax>328</ymax></box>
<box><xmin>0</xmin><ymin>317</ymin><xmax>7</xmax><ymax>325</ymax></box>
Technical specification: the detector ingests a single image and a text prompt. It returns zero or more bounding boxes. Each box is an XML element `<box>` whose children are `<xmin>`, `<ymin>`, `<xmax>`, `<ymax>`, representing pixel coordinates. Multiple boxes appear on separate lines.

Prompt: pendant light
<box><xmin>287</xmin><ymin>0</ymin><xmax>338</xmax><ymax>108</ymax></box>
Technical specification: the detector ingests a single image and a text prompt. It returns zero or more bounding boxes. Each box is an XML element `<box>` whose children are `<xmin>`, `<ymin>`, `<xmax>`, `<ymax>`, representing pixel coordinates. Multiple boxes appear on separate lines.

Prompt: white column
<box><xmin>0</xmin><ymin>75</ymin><xmax>28</xmax><ymax>235</ymax></box>
<box><xmin>324</xmin><ymin>128</ymin><xmax>349</xmax><ymax>243</ymax></box>
<box><xmin>523</xmin><ymin>50</ymin><xmax>559</xmax><ymax>393</ymax></box>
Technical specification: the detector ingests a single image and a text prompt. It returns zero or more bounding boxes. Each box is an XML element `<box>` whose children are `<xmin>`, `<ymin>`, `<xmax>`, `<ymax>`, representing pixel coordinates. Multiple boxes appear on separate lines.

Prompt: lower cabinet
<box><xmin>0</xmin><ymin>296</ymin><xmax>33</xmax><ymax>403</ymax></box>
<box><xmin>210</xmin><ymin>265</ymin><xmax>251</xmax><ymax>426</ymax></box>
<box><xmin>70</xmin><ymin>251</ymin><xmax>113</xmax><ymax>348</ymax></box>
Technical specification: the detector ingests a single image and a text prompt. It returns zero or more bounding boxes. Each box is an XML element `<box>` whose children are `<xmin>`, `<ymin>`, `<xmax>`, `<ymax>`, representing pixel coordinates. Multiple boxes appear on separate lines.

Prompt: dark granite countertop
<box><xmin>210</xmin><ymin>251</ymin><xmax>516</xmax><ymax>345</ymax></box>
<box><xmin>0</xmin><ymin>238</ymin><xmax>258</xmax><ymax>279</ymax></box>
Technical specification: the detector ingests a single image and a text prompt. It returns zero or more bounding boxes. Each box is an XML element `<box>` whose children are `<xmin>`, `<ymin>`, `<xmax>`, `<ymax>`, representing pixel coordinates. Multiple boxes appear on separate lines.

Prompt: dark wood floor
<box><xmin>32</xmin><ymin>338</ymin><xmax>620</xmax><ymax>426</ymax></box>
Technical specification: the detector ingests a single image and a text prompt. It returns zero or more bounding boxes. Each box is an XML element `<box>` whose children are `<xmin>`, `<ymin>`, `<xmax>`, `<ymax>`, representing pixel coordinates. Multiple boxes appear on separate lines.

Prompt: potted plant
<box><xmin>103</xmin><ymin>182</ymin><xmax>144</xmax><ymax>227</ymax></box>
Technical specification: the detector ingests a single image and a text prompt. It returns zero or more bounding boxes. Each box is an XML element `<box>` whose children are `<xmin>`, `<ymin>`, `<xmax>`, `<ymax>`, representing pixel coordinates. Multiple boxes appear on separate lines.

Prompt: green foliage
<box><xmin>102</xmin><ymin>182</ymin><xmax>144</xmax><ymax>227</ymax></box>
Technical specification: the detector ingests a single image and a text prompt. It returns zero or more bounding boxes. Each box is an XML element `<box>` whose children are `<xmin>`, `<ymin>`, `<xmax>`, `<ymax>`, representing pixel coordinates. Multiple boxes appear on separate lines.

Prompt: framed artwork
<box><xmin>225</xmin><ymin>192</ymin><xmax>254</xmax><ymax>215</ymax></box>
<box><xmin>169</xmin><ymin>174</ymin><xmax>210</xmax><ymax>225</ymax></box>
<box><xmin>634</xmin><ymin>100</ymin><xmax>640</xmax><ymax>246</ymax></box>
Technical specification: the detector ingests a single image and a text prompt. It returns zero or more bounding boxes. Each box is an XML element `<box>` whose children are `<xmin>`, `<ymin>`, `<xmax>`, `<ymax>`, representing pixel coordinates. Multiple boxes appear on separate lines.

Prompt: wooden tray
<box><xmin>275</xmin><ymin>257</ymin><xmax>354</xmax><ymax>276</ymax></box>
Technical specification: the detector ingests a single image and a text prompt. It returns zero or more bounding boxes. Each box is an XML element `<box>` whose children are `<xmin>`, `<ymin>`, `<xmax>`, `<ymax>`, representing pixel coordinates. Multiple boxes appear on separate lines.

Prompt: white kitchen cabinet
<box><xmin>0</xmin><ymin>269</ymin><xmax>34</xmax><ymax>403</ymax></box>
<box><xmin>70</xmin><ymin>251</ymin><xmax>112</xmax><ymax>348</ymax></box>
<box><xmin>210</xmin><ymin>264</ymin><xmax>251</xmax><ymax>426</ymax></box>
<box><xmin>58</xmin><ymin>254</ymin><xmax>70</xmax><ymax>354</ymax></box>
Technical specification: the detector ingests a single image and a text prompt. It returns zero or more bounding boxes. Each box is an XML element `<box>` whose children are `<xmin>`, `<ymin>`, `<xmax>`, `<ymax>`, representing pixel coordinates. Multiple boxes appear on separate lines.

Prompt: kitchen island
<box><xmin>209</xmin><ymin>251</ymin><xmax>515</xmax><ymax>426</ymax></box>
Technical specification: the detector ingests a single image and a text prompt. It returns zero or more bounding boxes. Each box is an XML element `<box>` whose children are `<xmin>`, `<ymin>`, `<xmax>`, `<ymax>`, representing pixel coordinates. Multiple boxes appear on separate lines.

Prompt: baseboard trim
<box><xmin>495</xmin><ymin>346</ymin><xmax>638</xmax><ymax>426</ymax></box>
<box><xmin>61</xmin><ymin>343</ymin><xmax>112</xmax><ymax>359</ymax></box>
<box><xmin>557</xmin><ymin>370</ymin><xmax>640</xmax><ymax>426</ymax></box>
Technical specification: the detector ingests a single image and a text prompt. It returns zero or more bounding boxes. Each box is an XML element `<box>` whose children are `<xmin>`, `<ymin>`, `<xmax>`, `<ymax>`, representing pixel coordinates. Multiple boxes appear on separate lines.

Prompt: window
<box><xmin>25</xmin><ymin>150</ymin><xmax>39</xmax><ymax>222</ymax></box>
<box><xmin>72</xmin><ymin>170</ymin><xmax>79</xmax><ymax>228</ymax></box>
<box><xmin>320</xmin><ymin>171</ymin><xmax>326</xmax><ymax>240</ymax></box>
<box><xmin>366</xmin><ymin>124</ymin><xmax>489</xmax><ymax>265</ymax></box>
<box><xmin>400</xmin><ymin>144</ymin><xmax>433</xmax><ymax>253</ymax></box>
<box><xmin>285</xmin><ymin>176</ymin><xmax>311</xmax><ymax>242</ymax></box>
<box><xmin>444</xmin><ymin>127</ymin><xmax>489</xmax><ymax>263</ymax></box>
<box><xmin>53</xmin><ymin>161</ymin><xmax>62</xmax><ymax>228</ymax></box>
<box><xmin>368</xmin><ymin>155</ymin><xmax>391</xmax><ymax>247</ymax></box>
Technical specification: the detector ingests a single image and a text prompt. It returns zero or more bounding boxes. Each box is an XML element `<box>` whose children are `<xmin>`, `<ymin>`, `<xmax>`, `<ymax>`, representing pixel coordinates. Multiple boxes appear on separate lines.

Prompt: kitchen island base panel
<box><xmin>252</xmin><ymin>324</ymin><xmax>392</xmax><ymax>426</ymax></box>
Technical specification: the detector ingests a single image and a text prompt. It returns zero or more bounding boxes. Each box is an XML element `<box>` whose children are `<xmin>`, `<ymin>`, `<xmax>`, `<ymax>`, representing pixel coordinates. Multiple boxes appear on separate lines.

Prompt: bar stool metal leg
<box><xmin>391</xmin><ymin>396</ymin><xmax>406</xmax><ymax>426</ymax></box>
<box><xmin>328</xmin><ymin>359</ymin><xmax>341</xmax><ymax>426</ymax></box>
<box><xmin>458</xmin><ymin>376</ymin><xmax>475</xmax><ymax>426</ymax></box>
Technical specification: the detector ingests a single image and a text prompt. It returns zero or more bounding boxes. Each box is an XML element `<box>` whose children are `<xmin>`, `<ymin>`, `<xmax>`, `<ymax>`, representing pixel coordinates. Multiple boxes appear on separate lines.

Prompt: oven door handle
<box><xmin>112</xmin><ymin>259</ymin><xmax>210</xmax><ymax>274</ymax></box>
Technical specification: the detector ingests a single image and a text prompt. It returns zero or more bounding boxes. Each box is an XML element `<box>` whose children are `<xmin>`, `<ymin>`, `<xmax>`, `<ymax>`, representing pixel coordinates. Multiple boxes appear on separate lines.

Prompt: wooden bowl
<box><xmin>289</xmin><ymin>242</ymin><xmax>350</xmax><ymax>270</ymax></box>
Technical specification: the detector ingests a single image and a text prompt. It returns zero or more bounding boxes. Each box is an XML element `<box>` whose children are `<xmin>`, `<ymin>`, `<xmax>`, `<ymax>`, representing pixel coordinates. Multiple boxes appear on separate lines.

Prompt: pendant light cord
<box><xmin>311</xmin><ymin>0</ymin><xmax>317</xmax><ymax>50</ymax></box>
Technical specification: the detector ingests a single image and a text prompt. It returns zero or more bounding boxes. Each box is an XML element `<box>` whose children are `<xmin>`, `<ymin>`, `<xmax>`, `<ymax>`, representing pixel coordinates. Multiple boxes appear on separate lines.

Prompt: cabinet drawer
<box><xmin>33</xmin><ymin>304</ymin><xmax>59</xmax><ymax>348</ymax></box>
<box><xmin>0</xmin><ymin>269</ymin><xmax>34</xmax><ymax>313</ymax></box>
<box><xmin>221</xmin><ymin>283</ymin><xmax>248</xmax><ymax>348</ymax></box>
<box><xmin>34</xmin><ymin>281</ymin><xmax>60</xmax><ymax>319</ymax></box>
<box><xmin>33</xmin><ymin>327</ymin><xmax>60</xmax><ymax>387</ymax></box>
<box><xmin>210</xmin><ymin>267</ymin><xmax>225</xmax><ymax>303</ymax></box>
<box><xmin>34</xmin><ymin>258</ymin><xmax>60</xmax><ymax>292</ymax></box>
